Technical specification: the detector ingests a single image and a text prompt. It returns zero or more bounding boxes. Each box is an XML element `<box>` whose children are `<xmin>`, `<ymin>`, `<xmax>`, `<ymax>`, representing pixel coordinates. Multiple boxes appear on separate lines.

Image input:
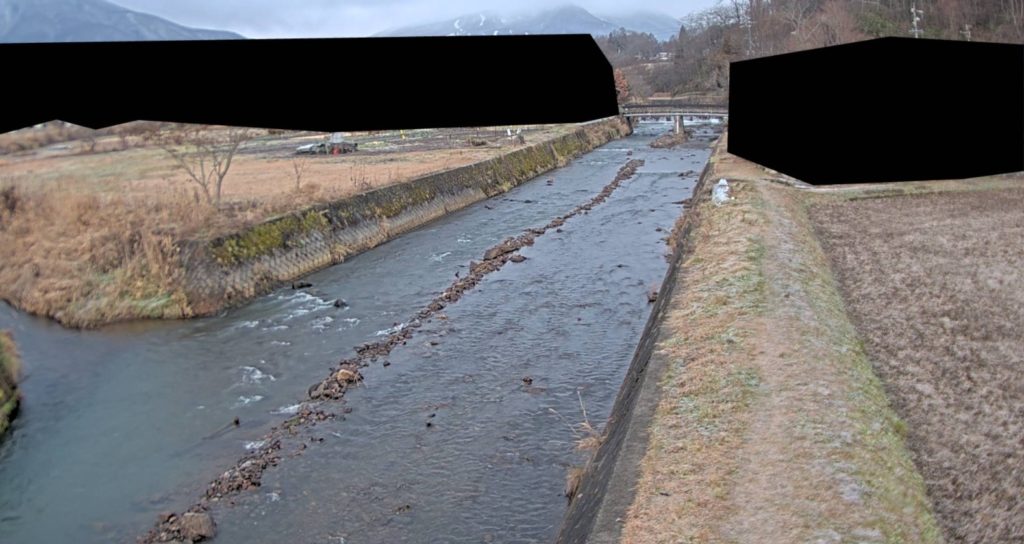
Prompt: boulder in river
<box><xmin>483</xmin><ymin>244</ymin><xmax>515</xmax><ymax>260</ymax></box>
<box><xmin>647</xmin><ymin>289</ymin><xmax>659</xmax><ymax>303</ymax></box>
<box><xmin>180</xmin><ymin>512</ymin><xmax>216</xmax><ymax>541</ymax></box>
<box><xmin>334</xmin><ymin>368</ymin><xmax>360</xmax><ymax>384</ymax></box>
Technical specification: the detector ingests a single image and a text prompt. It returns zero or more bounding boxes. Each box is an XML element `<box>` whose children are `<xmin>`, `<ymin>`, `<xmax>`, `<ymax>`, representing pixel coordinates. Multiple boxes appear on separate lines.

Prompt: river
<box><xmin>0</xmin><ymin>120</ymin><xmax>719</xmax><ymax>543</ymax></box>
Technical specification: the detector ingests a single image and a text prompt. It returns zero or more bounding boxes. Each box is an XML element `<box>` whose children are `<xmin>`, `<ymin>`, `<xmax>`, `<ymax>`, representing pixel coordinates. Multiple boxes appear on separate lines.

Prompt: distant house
<box><xmin>656</xmin><ymin>51</ymin><xmax>673</xmax><ymax>61</ymax></box>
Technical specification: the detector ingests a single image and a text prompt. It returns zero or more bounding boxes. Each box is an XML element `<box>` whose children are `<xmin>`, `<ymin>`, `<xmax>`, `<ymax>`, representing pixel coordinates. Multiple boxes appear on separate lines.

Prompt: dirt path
<box><xmin>620</xmin><ymin>136</ymin><xmax>942</xmax><ymax>543</ymax></box>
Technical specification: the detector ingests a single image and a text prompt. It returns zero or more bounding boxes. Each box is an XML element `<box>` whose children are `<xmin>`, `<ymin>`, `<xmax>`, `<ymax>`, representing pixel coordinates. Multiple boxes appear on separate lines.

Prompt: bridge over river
<box><xmin>620</xmin><ymin>101</ymin><xmax>729</xmax><ymax>133</ymax></box>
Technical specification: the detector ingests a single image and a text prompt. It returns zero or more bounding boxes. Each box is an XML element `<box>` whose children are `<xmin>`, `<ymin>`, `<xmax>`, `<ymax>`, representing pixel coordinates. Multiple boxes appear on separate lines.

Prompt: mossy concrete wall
<box><xmin>180</xmin><ymin>117</ymin><xmax>631</xmax><ymax>314</ymax></box>
<box><xmin>0</xmin><ymin>331</ymin><xmax>21</xmax><ymax>439</ymax></box>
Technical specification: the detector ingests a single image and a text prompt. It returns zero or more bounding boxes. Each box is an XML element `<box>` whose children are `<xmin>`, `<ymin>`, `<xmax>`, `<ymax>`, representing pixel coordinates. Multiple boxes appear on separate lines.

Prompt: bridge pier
<box><xmin>673</xmin><ymin>115</ymin><xmax>682</xmax><ymax>134</ymax></box>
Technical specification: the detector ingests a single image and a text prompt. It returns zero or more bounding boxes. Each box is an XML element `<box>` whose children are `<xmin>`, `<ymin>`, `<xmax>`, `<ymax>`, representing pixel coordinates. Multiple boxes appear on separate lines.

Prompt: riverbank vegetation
<box><xmin>0</xmin><ymin>331</ymin><xmax>20</xmax><ymax>438</ymax></box>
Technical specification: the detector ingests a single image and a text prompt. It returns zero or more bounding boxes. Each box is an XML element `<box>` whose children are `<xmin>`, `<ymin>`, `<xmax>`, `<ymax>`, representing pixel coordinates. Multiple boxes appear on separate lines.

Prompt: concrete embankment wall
<box><xmin>179</xmin><ymin>117</ymin><xmax>631</xmax><ymax>315</ymax></box>
<box><xmin>0</xmin><ymin>331</ymin><xmax>20</xmax><ymax>438</ymax></box>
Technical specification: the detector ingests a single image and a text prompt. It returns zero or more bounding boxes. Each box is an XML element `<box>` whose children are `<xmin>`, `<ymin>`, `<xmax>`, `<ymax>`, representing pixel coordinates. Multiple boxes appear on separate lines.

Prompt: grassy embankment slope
<box><xmin>622</xmin><ymin>132</ymin><xmax>945</xmax><ymax>543</ymax></box>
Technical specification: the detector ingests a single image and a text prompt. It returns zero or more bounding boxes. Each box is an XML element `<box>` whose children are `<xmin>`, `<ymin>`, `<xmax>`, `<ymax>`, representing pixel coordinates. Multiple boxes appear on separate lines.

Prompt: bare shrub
<box><xmin>0</xmin><ymin>184</ymin><xmax>203</xmax><ymax>326</ymax></box>
<box><xmin>149</xmin><ymin>125</ymin><xmax>256</xmax><ymax>206</ymax></box>
<box><xmin>291</xmin><ymin>155</ymin><xmax>310</xmax><ymax>192</ymax></box>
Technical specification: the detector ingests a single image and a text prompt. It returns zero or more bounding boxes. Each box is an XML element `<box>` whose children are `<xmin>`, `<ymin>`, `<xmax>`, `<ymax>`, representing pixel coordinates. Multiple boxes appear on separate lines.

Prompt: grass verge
<box><xmin>621</xmin><ymin>133</ymin><xmax>942</xmax><ymax>543</ymax></box>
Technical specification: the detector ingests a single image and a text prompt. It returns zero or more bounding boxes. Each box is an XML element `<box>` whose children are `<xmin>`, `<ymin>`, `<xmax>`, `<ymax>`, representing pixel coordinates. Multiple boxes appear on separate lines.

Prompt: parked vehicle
<box><xmin>295</xmin><ymin>134</ymin><xmax>358</xmax><ymax>155</ymax></box>
<box><xmin>295</xmin><ymin>142</ymin><xmax>327</xmax><ymax>154</ymax></box>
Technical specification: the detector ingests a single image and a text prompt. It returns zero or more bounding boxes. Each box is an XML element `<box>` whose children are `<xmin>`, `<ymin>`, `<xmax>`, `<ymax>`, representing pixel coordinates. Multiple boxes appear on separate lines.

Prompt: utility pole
<box><xmin>909</xmin><ymin>3</ymin><xmax>924</xmax><ymax>38</ymax></box>
<box><xmin>740</xmin><ymin>15</ymin><xmax>754</xmax><ymax>57</ymax></box>
<box><xmin>960</xmin><ymin>24</ymin><xmax>972</xmax><ymax>41</ymax></box>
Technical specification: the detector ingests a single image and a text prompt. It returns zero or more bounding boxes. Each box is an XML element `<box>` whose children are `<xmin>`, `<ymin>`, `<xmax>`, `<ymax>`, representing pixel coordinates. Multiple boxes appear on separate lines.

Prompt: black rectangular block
<box><xmin>2</xmin><ymin>35</ymin><xmax>619</xmax><ymax>134</ymax></box>
<box><xmin>729</xmin><ymin>38</ymin><xmax>1024</xmax><ymax>184</ymax></box>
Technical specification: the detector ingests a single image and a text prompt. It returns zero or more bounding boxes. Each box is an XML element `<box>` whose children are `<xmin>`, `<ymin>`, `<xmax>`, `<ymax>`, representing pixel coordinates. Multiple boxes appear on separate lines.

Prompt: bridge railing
<box><xmin>618</xmin><ymin>108</ymin><xmax>729</xmax><ymax>120</ymax></box>
<box><xmin>619</xmin><ymin>103</ymin><xmax>728</xmax><ymax>114</ymax></box>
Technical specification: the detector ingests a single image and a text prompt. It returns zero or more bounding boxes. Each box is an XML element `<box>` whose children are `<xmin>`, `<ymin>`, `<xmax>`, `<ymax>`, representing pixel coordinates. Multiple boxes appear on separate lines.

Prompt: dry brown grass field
<box><xmin>810</xmin><ymin>186</ymin><xmax>1024</xmax><ymax>543</ymax></box>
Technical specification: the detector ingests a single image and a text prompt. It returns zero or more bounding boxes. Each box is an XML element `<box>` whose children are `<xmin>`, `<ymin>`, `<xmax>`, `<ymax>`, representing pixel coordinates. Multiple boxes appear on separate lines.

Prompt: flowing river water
<box><xmin>0</xmin><ymin>121</ymin><xmax>719</xmax><ymax>543</ymax></box>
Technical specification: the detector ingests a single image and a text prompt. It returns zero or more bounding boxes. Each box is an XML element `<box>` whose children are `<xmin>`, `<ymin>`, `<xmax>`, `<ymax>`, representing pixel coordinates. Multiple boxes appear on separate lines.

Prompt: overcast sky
<box><xmin>110</xmin><ymin>1</ymin><xmax>722</xmax><ymax>38</ymax></box>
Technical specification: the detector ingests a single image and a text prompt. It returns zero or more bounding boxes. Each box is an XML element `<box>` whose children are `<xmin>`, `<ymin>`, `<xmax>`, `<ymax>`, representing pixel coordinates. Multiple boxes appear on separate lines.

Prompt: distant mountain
<box><xmin>602</xmin><ymin>11</ymin><xmax>684</xmax><ymax>42</ymax></box>
<box><xmin>376</xmin><ymin>5</ymin><xmax>682</xmax><ymax>43</ymax></box>
<box><xmin>0</xmin><ymin>0</ymin><xmax>244</xmax><ymax>43</ymax></box>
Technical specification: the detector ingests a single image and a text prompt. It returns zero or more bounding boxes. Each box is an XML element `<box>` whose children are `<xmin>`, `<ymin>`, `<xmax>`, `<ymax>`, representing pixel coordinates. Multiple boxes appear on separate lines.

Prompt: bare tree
<box><xmin>113</xmin><ymin>126</ymin><xmax>132</xmax><ymax>151</ymax></box>
<box><xmin>291</xmin><ymin>154</ymin><xmax>311</xmax><ymax>192</ymax></box>
<box><xmin>1005</xmin><ymin>0</ymin><xmax>1024</xmax><ymax>39</ymax></box>
<box><xmin>151</xmin><ymin>125</ymin><xmax>255</xmax><ymax>207</ymax></box>
<box><xmin>81</xmin><ymin>132</ymin><xmax>99</xmax><ymax>154</ymax></box>
<box><xmin>817</xmin><ymin>0</ymin><xmax>864</xmax><ymax>46</ymax></box>
<box><xmin>614</xmin><ymin>68</ymin><xmax>632</xmax><ymax>103</ymax></box>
